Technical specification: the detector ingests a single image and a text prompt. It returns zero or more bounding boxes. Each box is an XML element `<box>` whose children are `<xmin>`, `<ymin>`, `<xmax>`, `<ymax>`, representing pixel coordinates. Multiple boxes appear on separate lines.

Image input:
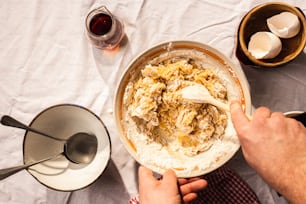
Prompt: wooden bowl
<box><xmin>238</xmin><ymin>2</ymin><xmax>306</xmax><ymax>67</ymax></box>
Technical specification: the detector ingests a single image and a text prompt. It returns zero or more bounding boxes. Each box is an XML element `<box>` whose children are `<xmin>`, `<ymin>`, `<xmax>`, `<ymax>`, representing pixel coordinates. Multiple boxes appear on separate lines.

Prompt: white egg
<box><xmin>248</xmin><ymin>31</ymin><xmax>282</xmax><ymax>59</ymax></box>
<box><xmin>267</xmin><ymin>12</ymin><xmax>301</xmax><ymax>38</ymax></box>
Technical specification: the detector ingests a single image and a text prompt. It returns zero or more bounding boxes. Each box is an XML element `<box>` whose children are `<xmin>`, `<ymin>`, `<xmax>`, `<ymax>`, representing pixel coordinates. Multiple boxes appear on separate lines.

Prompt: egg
<box><xmin>248</xmin><ymin>31</ymin><xmax>282</xmax><ymax>59</ymax></box>
<box><xmin>267</xmin><ymin>12</ymin><xmax>301</xmax><ymax>38</ymax></box>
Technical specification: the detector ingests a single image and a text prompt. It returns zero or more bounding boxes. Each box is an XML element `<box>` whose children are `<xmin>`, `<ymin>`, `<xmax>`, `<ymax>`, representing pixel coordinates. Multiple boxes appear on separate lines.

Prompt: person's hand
<box><xmin>230</xmin><ymin>101</ymin><xmax>306</xmax><ymax>203</ymax></box>
<box><xmin>138</xmin><ymin>166</ymin><xmax>207</xmax><ymax>204</ymax></box>
<box><xmin>177</xmin><ymin>177</ymin><xmax>207</xmax><ymax>203</ymax></box>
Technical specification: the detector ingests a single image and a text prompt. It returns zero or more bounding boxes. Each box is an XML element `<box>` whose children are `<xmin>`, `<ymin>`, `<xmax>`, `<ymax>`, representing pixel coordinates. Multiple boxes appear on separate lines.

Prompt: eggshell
<box><xmin>248</xmin><ymin>31</ymin><xmax>282</xmax><ymax>59</ymax></box>
<box><xmin>267</xmin><ymin>12</ymin><xmax>301</xmax><ymax>38</ymax></box>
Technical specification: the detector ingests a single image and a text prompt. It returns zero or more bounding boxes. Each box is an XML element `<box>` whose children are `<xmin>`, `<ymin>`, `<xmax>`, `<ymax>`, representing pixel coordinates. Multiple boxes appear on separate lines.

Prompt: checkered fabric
<box><xmin>129</xmin><ymin>165</ymin><xmax>260</xmax><ymax>204</ymax></box>
<box><xmin>191</xmin><ymin>165</ymin><xmax>260</xmax><ymax>204</ymax></box>
<box><xmin>129</xmin><ymin>194</ymin><xmax>139</xmax><ymax>204</ymax></box>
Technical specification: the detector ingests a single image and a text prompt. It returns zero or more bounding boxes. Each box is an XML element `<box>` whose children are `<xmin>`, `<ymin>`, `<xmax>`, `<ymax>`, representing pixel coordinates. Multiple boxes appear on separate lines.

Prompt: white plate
<box><xmin>23</xmin><ymin>104</ymin><xmax>111</xmax><ymax>191</ymax></box>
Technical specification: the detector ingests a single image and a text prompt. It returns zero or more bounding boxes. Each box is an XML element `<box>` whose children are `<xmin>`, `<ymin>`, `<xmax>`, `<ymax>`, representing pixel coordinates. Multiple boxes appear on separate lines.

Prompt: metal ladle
<box><xmin>0</xmin><ymin>115</ymin><xmax>98</xmax><ymax>180</ymax></box>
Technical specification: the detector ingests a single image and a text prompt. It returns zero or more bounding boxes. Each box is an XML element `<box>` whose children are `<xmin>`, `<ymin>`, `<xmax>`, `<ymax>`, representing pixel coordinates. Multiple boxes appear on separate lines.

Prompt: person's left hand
<box><xmin>138</xmin><ymin>166</ymin><xmax>207</xmax><ymax>204</ymax></box>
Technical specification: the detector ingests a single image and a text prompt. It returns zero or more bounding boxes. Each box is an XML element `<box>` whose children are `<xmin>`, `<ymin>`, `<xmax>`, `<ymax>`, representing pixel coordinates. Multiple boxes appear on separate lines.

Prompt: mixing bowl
<box><xmin>114</xmin><ymin>41</ymin><xmax>251</xmax><ymax>177</ymax></box>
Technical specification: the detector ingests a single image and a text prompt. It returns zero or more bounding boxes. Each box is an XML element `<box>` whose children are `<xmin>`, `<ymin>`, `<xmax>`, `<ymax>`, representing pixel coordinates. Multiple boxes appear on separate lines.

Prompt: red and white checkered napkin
<box><xmin>129</xmin><ymin>165</ymin><xmax>260</xmax><ymax>204</ymax></box>
<box><xmin>129</xmin><ymin>194</ymin><xmax>139</xmax><ymax>204</ymax></box>
<box><xmin>190</xmin><ymin>165</ymin><xmax>261</xmax><ymax>204</ymax></box>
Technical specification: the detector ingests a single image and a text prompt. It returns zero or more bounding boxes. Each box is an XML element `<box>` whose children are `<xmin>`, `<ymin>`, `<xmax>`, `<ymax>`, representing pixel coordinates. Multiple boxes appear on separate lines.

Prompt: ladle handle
<box><xmin>0</xmin><ymin>155</ymin><xmax>58</xmax><ymax>180</ymax></box>
<box><xmin>1</xmin><ymin>115</ymin><xmax>65</xmax><ymax>141</ymax></box>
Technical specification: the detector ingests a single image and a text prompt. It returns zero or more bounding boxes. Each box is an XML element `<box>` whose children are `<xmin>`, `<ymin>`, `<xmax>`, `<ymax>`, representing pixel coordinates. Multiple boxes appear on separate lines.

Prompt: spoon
<box><xmin>0</xmin><ymin>132</ymin><xmax>98</xmax><ymax>180</ymax></box>
<box><xmin>0</xmin><ymin>115</ymin><xmax>98</xmax><ymax>163</ymax></box>
<box><xmin>181</xmin><ymin>84</ymin><xmax>253</xmax><ymax>120</ymax></box>
<box><xmin>181</xmin><ymin>84</ymin><xmax>230</xmax><ymax>111</ymax></box>
<box><xmin>0</xmin><ymin>153</ymin><xmax>62</xmax><ymax>180</ymax></box>
<box><xmin>1</xmin><ymin>115</ymin><xmax>66</xmax><ymax>141</ymax></box>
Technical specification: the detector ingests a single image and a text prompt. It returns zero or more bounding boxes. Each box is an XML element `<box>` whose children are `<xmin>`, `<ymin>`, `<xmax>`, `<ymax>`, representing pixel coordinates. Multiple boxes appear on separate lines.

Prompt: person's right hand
<box><xmin>230</xmin><ymin>101</ymin><xmax>306</xmax><ymax>204</ymax></box>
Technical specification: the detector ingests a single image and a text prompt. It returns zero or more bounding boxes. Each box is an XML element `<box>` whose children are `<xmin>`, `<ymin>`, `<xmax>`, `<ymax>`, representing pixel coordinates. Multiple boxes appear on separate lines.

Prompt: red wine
<box><xmin>90</xmin><ymin>13</ymin><xmax>112</xmax><ymax>36</ymax></box>
<box><xmin>86</xmin><ymin>6</ymin><xmax>125</xmax><ymax>50</ymax></box>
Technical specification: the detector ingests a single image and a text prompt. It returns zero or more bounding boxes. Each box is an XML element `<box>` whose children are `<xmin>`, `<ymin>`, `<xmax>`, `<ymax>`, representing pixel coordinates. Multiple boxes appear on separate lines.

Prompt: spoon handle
<box><xmin>1</xmin><ymin>115</ymin><xmax>65</xmax><ymax>141</ymax></box>
<box><xmin>0</xmin><ymin>155</ymin><xmax>59</xmax><ymax>180</ymax></box>
<box><xmin>209</xmin><ymin>100</ymin><xmax>253</xmax><ymax>121</ymax></box>
<box><xmin>211</xmin><ymin>100</ymin><xmax>230</xmax><ymax>112</ymax></box>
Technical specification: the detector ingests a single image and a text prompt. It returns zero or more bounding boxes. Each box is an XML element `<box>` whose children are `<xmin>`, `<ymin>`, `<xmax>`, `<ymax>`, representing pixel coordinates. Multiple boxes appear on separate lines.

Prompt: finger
<box><xmin>253</xmin><ymin>106</ymin><xmax>271</xmax><ymax>118</ymax></box>
<box><xmin>186</xmin><ymin>177</ymin><xmax>203</xmax><ymax>182</ymax></box>
<box><xmin>269</xmin><ymin>112</ymin><xmax>288</xmax><ymax>128</ymax></box>
<box><xmin>230</xmin><ymin>101</ymin><xmax>250</xmax><ymax>130</ymax></box>
<box><xmin>270</xmin><ymin>112</ymin><xmax>285</xmax><ymax>119</ymax></box>
<box><xmin>162</xmin><ymin>169</ymin><xmax>177</xmax><ymax>186</ymax></box>
<box><xmin>138</xmin><ymin>166</ymin><xmax>154</xmax><ymax>178</ymax></box>
<box><xmin>138</xmin><ymin>166</ymin><xmax>156</xmax><ymax>187</ymax></box>
<box><xmin>178</xmin><ymin>177</ymin><xmax>202</xmax><ymax>185</ymax></box>
<box><xmin>182</xmin><ymin>193</ymin><xmax>198</xmax><ymax>203</ymax></box>
<box><xmin>180</xmin><ymin>179</ymin><xmax>207</xmax><ymax>195</ymax></box>
<box><xmin>178</xmin><ymin>178</ymin><xmax>188</xmax><ymax>185</ymax></box>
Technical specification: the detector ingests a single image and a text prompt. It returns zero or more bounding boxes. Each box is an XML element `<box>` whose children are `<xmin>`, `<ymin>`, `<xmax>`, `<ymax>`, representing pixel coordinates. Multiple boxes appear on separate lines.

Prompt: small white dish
<box><xmin>23</xmin><ymin>104</ymin><xmax>111</xmax><ymax>191</ymax></box>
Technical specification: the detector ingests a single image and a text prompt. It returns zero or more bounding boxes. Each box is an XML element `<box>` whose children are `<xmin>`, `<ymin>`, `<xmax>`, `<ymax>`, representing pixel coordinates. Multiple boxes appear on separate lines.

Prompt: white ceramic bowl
<box><xmin>114</xmin><ymin>41</ymin><xmax>251</xmax><ymax>177</ymax></box>
<box><xmin>23</xmin><ymin>104</ymin><xmax>111</xmax><ymax>191</ymax></box>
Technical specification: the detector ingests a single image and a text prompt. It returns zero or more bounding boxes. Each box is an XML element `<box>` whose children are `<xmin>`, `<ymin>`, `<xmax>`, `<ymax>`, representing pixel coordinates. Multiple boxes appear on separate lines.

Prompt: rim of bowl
<box><xmin>238</xmin><ymin>2</ymin><xmax>306</xmax><ymax>67</ymax></box>
<box><xmin>284</xmin><ymin>110</ymin><xmax>305</xmax><ymax>118</ymax></box>
<box><xmin>22</xmin><ymin>103</ymin><xmax>112</xmax><ymax>191</ymax></box>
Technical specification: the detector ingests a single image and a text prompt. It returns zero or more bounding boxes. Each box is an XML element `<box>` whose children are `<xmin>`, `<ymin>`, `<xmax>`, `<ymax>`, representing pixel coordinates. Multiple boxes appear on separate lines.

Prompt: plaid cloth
<box><xmin>191</xmin><ymin>166</ymin><xmax>260</xmax><ymax>204</ymax></box>
<box><xmin>129</xmin><ymin>165</ymin><xmax>260</xmax><ymax>204</ymax></box>
<box><xmin>129</xmin><ymin>195</ymin><xmax>139</xmax><ymax>204</ymax></box>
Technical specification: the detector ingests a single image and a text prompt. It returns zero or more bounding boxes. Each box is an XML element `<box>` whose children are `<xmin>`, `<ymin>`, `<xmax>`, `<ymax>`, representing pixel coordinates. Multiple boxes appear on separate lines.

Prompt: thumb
<box><xmin>138</xmin><ymin>166</ymin><xmax>156</xmax><ymax>188</ymax></box>
<box><xmin>162</xmin><ymin>169</ymin><xmax>177</xmax><ymax>186</ymax></box>
<box><xmin>230</xmin><ymin>101</ymin><xmax>250</xmax><ymax>136</ymax></box>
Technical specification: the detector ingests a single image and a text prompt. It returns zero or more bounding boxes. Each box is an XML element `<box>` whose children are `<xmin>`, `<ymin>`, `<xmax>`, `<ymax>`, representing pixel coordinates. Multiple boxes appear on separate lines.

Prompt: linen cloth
<box><xmin>0</xmin><ymin>0</ymin><xmax>305</xmax><ymax>203</ymax></box>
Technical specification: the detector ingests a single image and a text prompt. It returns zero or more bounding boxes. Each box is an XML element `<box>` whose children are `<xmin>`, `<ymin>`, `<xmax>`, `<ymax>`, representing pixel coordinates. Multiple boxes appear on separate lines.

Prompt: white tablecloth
<box><xmin>0</xmin><ymin>0</ymin><xmax>305</xmax><ymax>203</ymax></box>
